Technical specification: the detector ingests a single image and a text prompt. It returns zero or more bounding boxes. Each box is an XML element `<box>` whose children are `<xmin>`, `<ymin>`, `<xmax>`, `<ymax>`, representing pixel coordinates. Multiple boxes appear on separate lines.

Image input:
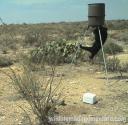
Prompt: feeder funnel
<box><xmin>88</xmin><ymin>3</ymin><xmax>105</xmax><ymax>26</ymax></box>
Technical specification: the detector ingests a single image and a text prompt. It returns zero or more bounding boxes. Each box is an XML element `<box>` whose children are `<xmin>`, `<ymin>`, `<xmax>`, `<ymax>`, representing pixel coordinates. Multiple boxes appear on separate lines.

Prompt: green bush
<box><xmin>120</xmin><ymin>62</ymin><xmax>128</xmax><ymax>72</ymax></box>
<box><xmin>89</xmin><ymin>40</ymin><xmax>123</xmax><ymax>64</ymax></box>
<box><xmin>102</xmin><ymin>57</ymin><xmax>128</xmax><ymax>73</ymax></box>
<box><xmin>104</xmin><ymin>42</ymin><xmax>123</xmax><ymax>54</ymax></box>
<box><xmin>0</xmin><ymin>34</ymin><xmax>17</xmax><ymax>52</ymax></box>
<box><xmin>30</xmin><ymin>39</ymin><xmax>86</xmax><ymax>65</ymax></box>
<box><xmin>0</xmin><ymin>56</ymin><xmax>13</xmax><ymax>67</ymax></box>
<box><xmin>107</xmin><ymin>57</ymin><xmax>120</xmax><ymax>72</ymax></box>
<box><xmin>24</xmin><ymin>31</ymin><xmax>40</xmax><ymax>46</ymax></box>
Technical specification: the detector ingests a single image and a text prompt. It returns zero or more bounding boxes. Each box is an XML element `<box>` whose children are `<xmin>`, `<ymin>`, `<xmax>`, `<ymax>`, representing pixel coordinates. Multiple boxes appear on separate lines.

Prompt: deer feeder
<box><xmin>88</xmin><ymin>3</ymin><xmax>105</xmax><ymax>26</ymax></box>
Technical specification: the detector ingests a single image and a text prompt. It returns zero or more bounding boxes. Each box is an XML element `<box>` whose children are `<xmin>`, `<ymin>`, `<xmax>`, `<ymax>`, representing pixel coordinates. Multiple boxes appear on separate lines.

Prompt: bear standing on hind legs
<box><xmin>80</xmin><ymin>26</ymin><xmax>108</xmax><ymax>59</ymax></box>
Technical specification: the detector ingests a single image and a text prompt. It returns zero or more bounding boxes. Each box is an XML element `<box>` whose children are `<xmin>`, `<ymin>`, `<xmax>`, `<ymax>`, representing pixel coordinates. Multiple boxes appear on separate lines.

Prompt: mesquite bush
<box><xmin>8</xmin><ymin>65</ymin><xmax>62</xmax><ymax>125</ymax></box>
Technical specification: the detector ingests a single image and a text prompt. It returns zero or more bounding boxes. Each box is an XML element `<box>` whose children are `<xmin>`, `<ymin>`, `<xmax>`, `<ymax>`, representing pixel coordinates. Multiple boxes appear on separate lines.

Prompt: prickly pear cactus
<box><xmin>30</xmin><ymin>39</ymin><xmax>86</xmax><ymax>65</ymax></box>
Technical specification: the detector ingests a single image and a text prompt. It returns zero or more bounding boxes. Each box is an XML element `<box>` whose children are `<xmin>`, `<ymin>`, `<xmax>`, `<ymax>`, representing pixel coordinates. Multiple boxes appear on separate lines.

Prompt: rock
<box><xmin>59</xmin><ymin>100</ymin><xmax>67</xmax><ymax>106</ymax></box>
<box><xmin>18</xmin><ymin>121</ymin><xmax>22</xmax><ymax>125</ymax></box>
<box><xmin>73</xmin><ymin>102</ymin><xmax>77</xmax><ymax>105</ymax></box>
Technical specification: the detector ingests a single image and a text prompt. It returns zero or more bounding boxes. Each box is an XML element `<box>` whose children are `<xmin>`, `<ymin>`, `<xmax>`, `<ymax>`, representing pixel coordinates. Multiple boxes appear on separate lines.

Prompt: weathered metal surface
<box><xmin>88</xmin><ymin>3</ymin><xmax>105</xmax><ymax>26</ymax></box>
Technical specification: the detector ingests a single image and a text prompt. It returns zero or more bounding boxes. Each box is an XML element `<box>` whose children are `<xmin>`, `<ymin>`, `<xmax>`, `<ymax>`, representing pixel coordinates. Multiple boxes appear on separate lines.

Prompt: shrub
<box><xmin>0</xmin><ymin>56</ymin><xmax>13</xmax><ymax>67</ymax></box>
<box><xmin>101</xmin><ymin>56</ymin><xmax>128</xmax><ymax>73</ymax></box>
<box><xmin>90</xmin><ymin>40</ymin><xmax>123</xmax><ymax>64</ymax></box>
<box><xmin>0</xmin><ymin>34</ymin><xmax>17</xmax><ymax>52</ymax></box>
<box><xmin>104</xmin><ymin>41</ymin><xmax>123</xmax><ymax>55</ymax></box>
<box><xmin>120</xmin><ymin>62</ymin><xmax>128</xmax><ymax>72</ymax></box>
<box><xmin>8</xmin><ymin>65</ymin><xmax>61</xmax><ymax>125</ymax></box>
<box><xmin>23</xmin><ymin>30</ymin><xmax>50</xmax><ymax>47</ymax></box>
<box><xmin>24</xmin><ymin>31</ymin><xmax>40</xmax><ymax>46</ymax></box>
<box><xmin>106</xmin><ymin>57</ymin><xmax>120</xmax><ymax>72</ymax></box>
<box><xmin>30</xmin><ymin>39</ymin><xmax>86</xmax><ymax>65</ymax></box>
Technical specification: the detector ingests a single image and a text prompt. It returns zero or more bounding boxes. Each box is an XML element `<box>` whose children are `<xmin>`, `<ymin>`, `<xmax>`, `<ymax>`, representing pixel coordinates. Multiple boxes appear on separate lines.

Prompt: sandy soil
<box><xmin>0</xmin><ymin>63</ymin><xmax>128</xmax><ymax>125</ymax></box>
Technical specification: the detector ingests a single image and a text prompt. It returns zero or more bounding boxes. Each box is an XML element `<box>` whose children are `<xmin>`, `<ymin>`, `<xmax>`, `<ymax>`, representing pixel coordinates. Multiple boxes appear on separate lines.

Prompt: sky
<box><xmin>0</xmin><ymin>0</ymin><xmax>128</xmax><ymax>24</ymax></box>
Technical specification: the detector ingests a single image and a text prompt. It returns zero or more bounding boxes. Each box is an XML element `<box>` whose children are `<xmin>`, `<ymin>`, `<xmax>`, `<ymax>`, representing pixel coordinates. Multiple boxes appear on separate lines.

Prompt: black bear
<box><xmin>80</xmin><ymin>26</ymin><xmax>108</xmax><ymax>59</ymax></box>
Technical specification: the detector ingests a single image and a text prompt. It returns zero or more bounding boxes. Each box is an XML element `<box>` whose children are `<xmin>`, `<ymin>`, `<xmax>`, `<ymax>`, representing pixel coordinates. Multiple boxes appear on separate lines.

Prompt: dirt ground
<box><xmin>0</xmin><ymin>62</ymin><xmax>128</xmax><ymax>125</ymax></box>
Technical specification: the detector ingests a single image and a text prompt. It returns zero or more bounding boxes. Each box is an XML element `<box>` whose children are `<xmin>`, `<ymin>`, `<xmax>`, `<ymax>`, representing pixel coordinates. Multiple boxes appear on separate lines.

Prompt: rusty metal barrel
<box><xmin>88</xmin><ymin>3</ymin><xmax>105</xmax><ymax>26</ymax></box>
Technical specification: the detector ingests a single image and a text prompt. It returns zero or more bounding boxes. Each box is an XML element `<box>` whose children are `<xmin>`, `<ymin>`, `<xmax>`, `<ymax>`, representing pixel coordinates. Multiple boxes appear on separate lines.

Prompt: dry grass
<box><xmin>0</xmin><ymin>62</ymin><xmax>128</xmax><ymax>125</ymax></box>
<box><xmin>0</xmin><ymin>20</ymin><xmax>128</xmax><ymax>125</ymax></box>
<box><xmin>116</xmin><ymin>53</ymin><xmax>128</xmax><ymax>63</ymax></box>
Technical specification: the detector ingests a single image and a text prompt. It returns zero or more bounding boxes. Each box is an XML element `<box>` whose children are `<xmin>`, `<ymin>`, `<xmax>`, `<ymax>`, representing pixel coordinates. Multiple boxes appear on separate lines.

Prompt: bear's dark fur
<box><xmin>80</xmin><ymin>26</ymin><xmax>108</xmax><ymax>59</ymax></box>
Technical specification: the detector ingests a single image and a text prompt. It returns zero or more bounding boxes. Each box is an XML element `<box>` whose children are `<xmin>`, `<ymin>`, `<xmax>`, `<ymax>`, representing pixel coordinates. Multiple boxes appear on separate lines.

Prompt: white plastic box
<box><xmin>83</xmin><ymin>93</ymin><xmax>97</xmax><ymax>104</ymax></box>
